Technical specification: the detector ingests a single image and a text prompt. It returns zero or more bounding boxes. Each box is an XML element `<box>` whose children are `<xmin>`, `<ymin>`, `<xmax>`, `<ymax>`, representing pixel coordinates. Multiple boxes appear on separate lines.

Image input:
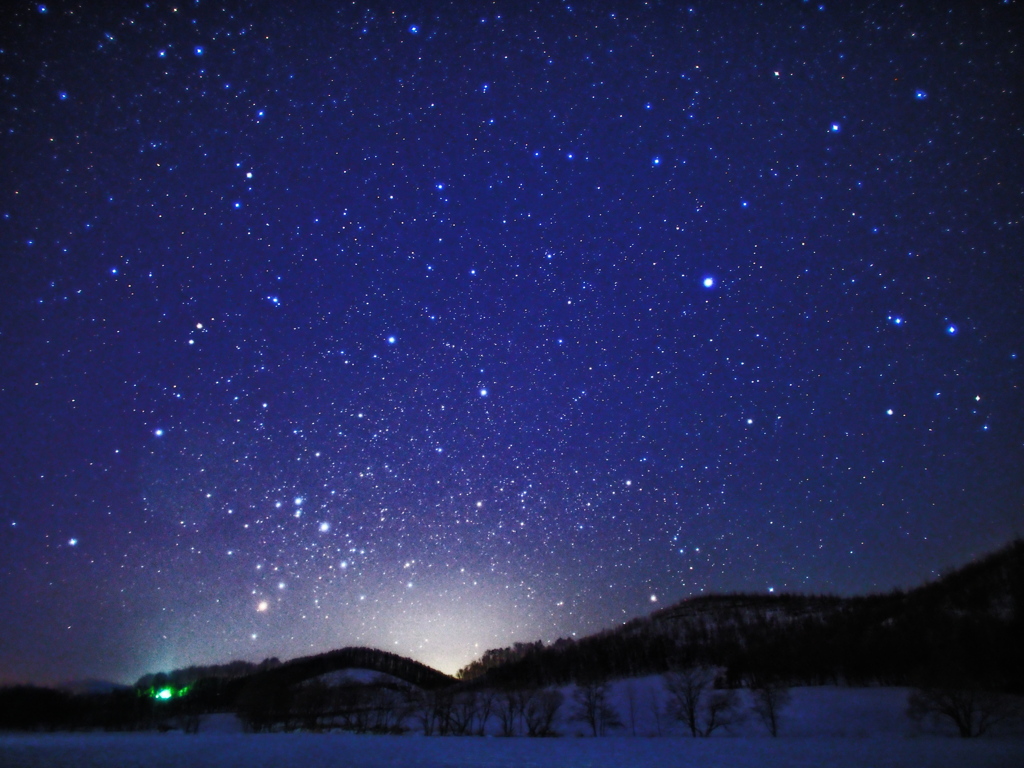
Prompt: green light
<box><xmin>147</xmin><ymin>683</ymin><xmax>190</xmax><ymax>701</ymax></box>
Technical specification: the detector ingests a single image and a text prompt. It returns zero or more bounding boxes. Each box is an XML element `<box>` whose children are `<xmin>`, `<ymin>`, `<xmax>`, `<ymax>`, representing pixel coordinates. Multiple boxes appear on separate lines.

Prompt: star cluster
<box><xmin>0</xmin><ymin>1</ymin><xmax>1021</xmax><ymax>684</ymax></box>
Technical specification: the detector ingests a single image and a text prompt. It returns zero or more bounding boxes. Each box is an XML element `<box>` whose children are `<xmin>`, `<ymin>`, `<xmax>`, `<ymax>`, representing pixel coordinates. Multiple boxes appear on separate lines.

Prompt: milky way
<box><xmin>1</xmin><ymin>1</ymin><xmax>1021</xmax><ymax>684</ymax></box>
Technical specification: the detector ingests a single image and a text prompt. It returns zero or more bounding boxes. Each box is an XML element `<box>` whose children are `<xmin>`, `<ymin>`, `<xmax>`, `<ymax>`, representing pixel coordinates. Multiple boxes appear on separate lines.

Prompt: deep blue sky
<box><xmin>1</xmin><ymin>0</ymin><xmax>1021</xmax><ymax>684</ymax></box>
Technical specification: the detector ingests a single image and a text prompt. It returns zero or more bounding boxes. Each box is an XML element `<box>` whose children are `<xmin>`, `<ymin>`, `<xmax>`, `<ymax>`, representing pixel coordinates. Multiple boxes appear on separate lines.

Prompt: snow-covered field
<box><xmin>2</xmin><ymin>730</ymin><xmax>1023</xmax><ymax>768</ymax></box>
<box><xmin>2</xmin><ymin>686</ymin><xmax>1022</xmax><ymax>767</ymax></box>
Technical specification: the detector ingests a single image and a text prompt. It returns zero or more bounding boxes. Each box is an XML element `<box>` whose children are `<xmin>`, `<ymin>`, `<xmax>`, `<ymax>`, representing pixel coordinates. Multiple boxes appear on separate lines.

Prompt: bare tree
<box><xmin>513</xmin><ymin>688</ymin><xmax>535</xmax><ymax>736</ymax></box>
<box><xmin>368</xmin><ymin>685</ymin><xmax>407</xmax><ymax>733</ymax></box>
<box><xmin>624</xmin><ymin>680</ymin><xmax>639</xmax><ymax>736</ymax></box>
<box><xmin>663</xmin><ymin>668</ymin><xmax>711</xmax><ymax>737</ymax></box>
<box><xmin>908</xmin><ymin>686</ymin><xmax>1022</xmax><ymax>738</ymax></box>
<box><xmin>496</xmin><ymin>689</ymin><xmax>521</xmax><ymax>736</ymax></box>
<box><xmin>236</xmin><ymin>677</ymin><xmax>290</xmax><ymax>733</ymax></box>
<box><xmin>448</xmin><ymin>691</ymin><xmax>478</xmax><ymax>736</ymax></box>
<box><xmin>174</xmin><ymin>711</ymin><xmax>202</xmax><ymax>734</ymax></box>
<box><xmin>524</xmin><ymin>688</ymin><xmax>563</xmax><ymax>737</ymax></box>
<box><xmin>663</xmin><ymin>668</ymin><xmax>740</xmax><ymax>737</ymax></box>
<box><xmin>750</xmin><ymin>680</ymin><xmax>791</xmax><ymax>737</ymax></box>
<box><xmin>699</xmin><ymin>688</ymin><xmax>740</xmax><ymax>737</ymax></box>
<box><xmin>648</xmin><ymin>684</ymin><xmax>665</xmax><ymax>737</ymax></box>
<box><xmin>572</xmin><ymin>681</ymin><xmax>622</xmax><ymax>736</ymax></box>
<box><xmin>334</xmin><ymin>684</ymin><xmax>365</xmax><ymax>732</ymax></box>
<box><xmin>475</xmin><ymin>688</ymin><xmax>496</xmax><ymax>736</ymax></box>
<box><xmin>432</xmin><ymin>688</ymin><xmax>454</xmax><ymax>735</ymax></box>
<box><xmin>293</xmin><ymin>679</ymin><xmax>330</xmax><ymax>731</ymax></box>
<box><xmin>412</xmin><ymin>690</ymin><xmax>439</xmax><ymax>736</ymax></box>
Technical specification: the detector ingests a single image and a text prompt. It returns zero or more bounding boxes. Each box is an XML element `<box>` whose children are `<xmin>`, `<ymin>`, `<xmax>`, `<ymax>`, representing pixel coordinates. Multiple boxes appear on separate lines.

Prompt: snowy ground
<box><xmin>573</xmin><ymin>679</ymin><xmax>917</xmax><ymax>738</ymax></box>
<box><xmin>2</xmin><ymin>731</ymin><xmax>1023</xmax><ymax>768</ymax></box>
<box><xmin>2</xmin><ymin>685</ymin><xmax>1022</xmax><ymax>767</ymax></box>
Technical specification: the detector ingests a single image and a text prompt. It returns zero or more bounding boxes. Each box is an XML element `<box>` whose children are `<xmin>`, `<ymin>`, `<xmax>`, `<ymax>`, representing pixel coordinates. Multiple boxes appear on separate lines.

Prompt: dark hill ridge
<box><xmin>461</xmin><ymin>539</ymin><xmax>1024</xmax><ymax>691</ymax></box>
<box><xmin>239</xmin><ymin>646</ymin><xmax>456</xmax><ymax>692</ymax></box>
<box><xmin>136</xmin><ymin>658</ymin><xmax>281</xmax><ymax>692</ymax></box>
<box><xmin>136</xmin><ymin>647</ymin><xmax>455</xmax><ymax>697</ymax></box>
<box><xmin>3</xmin><ymin>541</ymin><xmax>1020</xmax><ymax>732</ymax></box>
<box><xmin>133</xmin><ymin>539</ymin><xmax>1024</xmax><ymax>694</ymax></box>
<box><xmin>57</xmin><ymin>679</ymin><xmax>131</xmax><ymax>695</ymax></box>
<box><xmin>650</xmin><ymin>537</ymin><xmax>1024</xmax><ymax>625</ymax></box>
<box><xmin>143</xmin><ymin>646</ymin><xmax>457</xmax><ymax>718</ymax></box>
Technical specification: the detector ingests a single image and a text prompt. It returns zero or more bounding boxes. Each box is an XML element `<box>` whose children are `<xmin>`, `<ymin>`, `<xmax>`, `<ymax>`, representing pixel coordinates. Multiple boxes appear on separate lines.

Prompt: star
<box><xmin>1</xmin><ymin>0</ymin><xmax>1018</xmax><ymax>690</ymax></box>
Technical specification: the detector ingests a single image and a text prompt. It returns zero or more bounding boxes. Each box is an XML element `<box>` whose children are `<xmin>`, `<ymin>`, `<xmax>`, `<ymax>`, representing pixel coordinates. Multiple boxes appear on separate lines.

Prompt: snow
<box><xmin>550</xmin><ymin>678</ymin><xmax>967</xmax><ymax>738</ymax></box>
<box><xmin>2</xmin><ymin>685</ymin><xmax>1022</xmax><ymax>767</ymax></box>
<box><xmin>2</xmin><ymin>731</ymin><xmax>1022</xmax><ymax>768</ymax></box>
<box><xmin>595</xmin><ymin>679</ymin><xmax>919</xmax><ymax>738</ymax></box>
<box><xmin>308</xmin><ymin>668</ymin><xmax>403</xmax><ymax>687</ymax></box>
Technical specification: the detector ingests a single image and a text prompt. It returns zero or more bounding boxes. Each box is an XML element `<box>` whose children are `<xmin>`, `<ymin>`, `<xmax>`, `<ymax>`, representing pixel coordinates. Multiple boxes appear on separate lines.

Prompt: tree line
<box><xmin>462</xmin><ymin>540</ymin><xmax>1024</xmax><ymax>693</ymax></box>
<box><xmin>2</xmin><ymin>540</ymin><xmax>1020</xmax><ymax>736</ymax></box>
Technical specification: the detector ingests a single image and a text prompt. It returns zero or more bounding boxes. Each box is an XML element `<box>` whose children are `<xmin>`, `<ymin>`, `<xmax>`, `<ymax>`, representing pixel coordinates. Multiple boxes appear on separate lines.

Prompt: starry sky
<box><xmin>1</xmin><ymin>0</ymin><xmax>1022</xmax><ymax>686</ymax></box>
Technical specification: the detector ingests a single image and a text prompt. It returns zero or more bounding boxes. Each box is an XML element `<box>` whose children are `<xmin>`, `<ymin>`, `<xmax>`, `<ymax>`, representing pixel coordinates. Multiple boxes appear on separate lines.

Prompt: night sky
<box><xmin>1</xmin><ymin>1</ymin><xmax>1022</xmax><ymax>686</ymax></box>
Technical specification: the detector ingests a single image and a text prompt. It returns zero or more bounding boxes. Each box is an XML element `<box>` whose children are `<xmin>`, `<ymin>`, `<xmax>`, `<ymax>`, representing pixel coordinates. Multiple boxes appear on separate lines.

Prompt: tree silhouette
<box><xmin>750</xmin><ymin>679</ymin><xmax>791</xmax><ymax>737</ymax></box>
<box><xmin>571</xmin><ymin>681</ymin><xmax>621</xmax><ymax>736</ymax></box>
<box><xmin>908</xmin><ymin>685</ymin><xmax>1022</xmax><ymax>737</ymax></box>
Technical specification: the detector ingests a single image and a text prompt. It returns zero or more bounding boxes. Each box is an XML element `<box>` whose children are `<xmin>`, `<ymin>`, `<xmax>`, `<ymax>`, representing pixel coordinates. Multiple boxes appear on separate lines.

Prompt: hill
<box><xmin>230</xmin><ymin>646</ymin><xmax>456</xmax><ymax>693</ymax></box>
<box><xmin>2</xmin><ymin>540</ymin><xmax>1020</xmax><ymax>733</ymax></box>
<box><xmin>460</xmin><ymin>539</ymin><xmax>1024</xmax><ymax>691</ymax></box>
